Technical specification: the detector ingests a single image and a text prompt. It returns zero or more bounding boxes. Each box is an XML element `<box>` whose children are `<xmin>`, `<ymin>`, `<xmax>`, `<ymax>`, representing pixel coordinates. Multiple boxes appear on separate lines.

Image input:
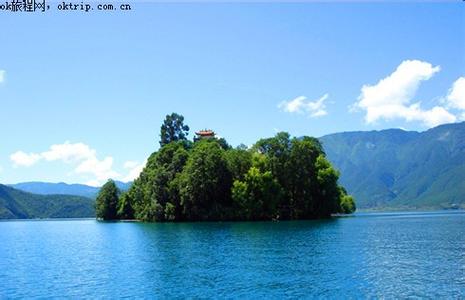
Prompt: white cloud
<box><xmin>85</xmin><ymin>179</ymin><xmax>102</xmax><ymax>187</ymax></box>
<box><xmin>0</xmin><ymin>70</ymin><xmax>5</xmax><ymax>83</ymax></box>
<box><xmin>123</xmin><ymin>161</ymin><xmax>139</xmax><ymax>169</ymax></box>
<box><xmin>10</xmin><ymin>142</ymin><xmax>121</xmax><ymax>186</ymax></box>
<box><xmin>446</xmin><ymin>77</ymin><xmax>465</xmax><ymax>111</ymax></box>
<box><xmin>10</xmin><ymin>151</ymin><xmax>41</xmax><ymax>167</ymax></box>
<box><xmin>353</xmin><ymin>60</ymin><xmax>456</xmax><ymax>127</ymax></box>
<box><xmin>278</xmin><ymin>94</ymin><xmax>329</xmax><ymax>118</ymax></box>
<box><xmin>404</xmin><ymin>105</ymin><xmax>456</xmax><ymax>128</ymax></box>
<box><xmin>75</xmin><ymin>156</ymin><xmax>120</xmax><ymax>186</ymax></box>
<box><xmin>122</xmin><ymin>160</ymin><xmax>146</xmax><ymax>182</ymax></box>
<box><xmin>42</xmin><ymin>142</ymin><xmax>95</xmax><ymax>162</ymax></box>
<box><xmin>9</xmin><ymin>141</ymin><xmax>143</xmax><ymax>186</ymax></box>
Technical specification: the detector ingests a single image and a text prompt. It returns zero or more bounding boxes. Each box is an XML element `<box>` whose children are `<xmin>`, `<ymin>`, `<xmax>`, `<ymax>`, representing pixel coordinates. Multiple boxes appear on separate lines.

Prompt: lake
<box><xmin>1</xmin><ymin>211</ymin><xmax>464</xmax><ymax>298</ymax></box>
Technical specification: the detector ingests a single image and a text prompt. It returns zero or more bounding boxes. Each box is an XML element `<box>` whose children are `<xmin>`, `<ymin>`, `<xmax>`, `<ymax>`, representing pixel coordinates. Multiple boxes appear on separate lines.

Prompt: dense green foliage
<box><xmin>95</xmin><ymin>180</ymin><xmax>119</xmax><ymax>220</ymax></box>
<box><xmin>231</xmin><ymin>167</ymin><xmax>282</xmax><ymax>220</ymax></box>
<box><xmin>320</xmin><ymin>122</ymin><xmax>465</xmax><ymax>210</ymax></box>
<box><xmin>159</xmin><ymin>113</ymin><xmax>190</xmax><ymax>147</ymax></box>
<box><xmin>0</xmin><ymin>184</ymin><xmax>94</xmax><ymax>219</ymax></box>
<box><xmin>104</xmin><ymin>113</ymin><xmax>355</xmax><ymax>222</ymax></box>
<box><xmin>179</xmin><ymin>141</ymin><xmax>233</xmax><ymax>220</ymax></box>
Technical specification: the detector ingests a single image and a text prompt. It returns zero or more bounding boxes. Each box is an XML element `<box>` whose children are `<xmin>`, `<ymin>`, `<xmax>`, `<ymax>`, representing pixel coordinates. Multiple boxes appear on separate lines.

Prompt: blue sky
<box><xmin>1</xmin><ymin>2</ymin><xmax>464</xmax><ymax>185</ymax></box>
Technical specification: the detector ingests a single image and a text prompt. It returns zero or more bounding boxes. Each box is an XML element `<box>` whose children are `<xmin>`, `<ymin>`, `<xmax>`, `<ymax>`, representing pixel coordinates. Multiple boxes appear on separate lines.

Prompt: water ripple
<box><xmin>0</xmin><ymin>212</ymin><xmax>464</xmax><ymax>298</ymax></box>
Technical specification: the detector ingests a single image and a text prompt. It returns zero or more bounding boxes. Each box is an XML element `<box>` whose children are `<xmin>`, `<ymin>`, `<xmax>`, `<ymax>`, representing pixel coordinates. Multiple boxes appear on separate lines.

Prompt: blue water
<box><xmin>1</xmin><ymin>211</ymin><xmax>464</xmax><ymax>298</ymax></box>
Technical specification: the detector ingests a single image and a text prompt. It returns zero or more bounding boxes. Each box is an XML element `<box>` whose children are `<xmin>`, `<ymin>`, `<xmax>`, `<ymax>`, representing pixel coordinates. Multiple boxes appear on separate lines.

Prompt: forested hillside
<box><xmin>321</xmin><ymin>122</ymin><xmax>465</xmax><ymax>210</ymax></box>
<box><xmin>0</xmin><ymin>184</ymin><xmax>95</xmax><ymax>219</ymax></box>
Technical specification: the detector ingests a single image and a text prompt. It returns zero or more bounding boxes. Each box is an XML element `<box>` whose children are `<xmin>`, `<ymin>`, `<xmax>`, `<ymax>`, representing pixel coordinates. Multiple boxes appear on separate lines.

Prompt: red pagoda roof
<box><xmin>195</xmin><ymin>130</ymin><xmax>215</xmax><ymax>136</ymax></box>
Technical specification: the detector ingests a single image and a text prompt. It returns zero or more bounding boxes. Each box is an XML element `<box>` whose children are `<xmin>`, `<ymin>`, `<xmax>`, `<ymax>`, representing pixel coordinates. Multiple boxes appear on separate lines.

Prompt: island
<box><xmin>96</xmin><ymin>113</ymin><xmax>356</xmax><ymax>221</ymax></box>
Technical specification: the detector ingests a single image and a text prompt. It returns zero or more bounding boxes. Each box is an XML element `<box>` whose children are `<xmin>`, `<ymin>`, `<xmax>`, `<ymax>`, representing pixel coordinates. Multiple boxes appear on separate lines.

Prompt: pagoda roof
<box><xmin>195</xmin><ymin>129</ymin><xmax>215</xmax><ymax>136</ymax></box>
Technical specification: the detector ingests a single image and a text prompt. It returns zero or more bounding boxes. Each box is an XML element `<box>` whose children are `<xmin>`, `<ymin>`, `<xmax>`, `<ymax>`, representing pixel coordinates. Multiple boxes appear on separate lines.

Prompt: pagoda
<box><xmin>195</xmin><ymin>129</ymin><xmax>216</xmax><ymax>139</ymax></box>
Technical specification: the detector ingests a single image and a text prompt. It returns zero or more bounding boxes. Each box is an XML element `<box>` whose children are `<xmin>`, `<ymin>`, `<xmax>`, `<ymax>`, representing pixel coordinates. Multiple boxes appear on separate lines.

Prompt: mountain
<box><xmin>10</xmin><ymin>181</ymin><xmax>132</xmax><ymax>199</ymax></box>
<box><xmin>320</xmin><ymin>122</ymin><xmax>465</xmax><ymax>210</ymax></box>
<box><xmin>0</xmin><ymin>184</ymin><xmax>95</xmax><ymax>219</ymax></box>
<box><xmin>11</xmin><ymin>182</ymin><xmax>99</xmax><ymax>198</ymax></box>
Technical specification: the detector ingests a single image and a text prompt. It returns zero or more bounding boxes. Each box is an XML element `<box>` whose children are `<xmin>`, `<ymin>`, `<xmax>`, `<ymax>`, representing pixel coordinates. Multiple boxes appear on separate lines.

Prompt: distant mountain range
<box><xmin>0</xmin><ymin>184</ymin><xmax>94</xmax><ymax>219</ymax></box>
<box><xmin>9</xmin><ymin>181</ymin><xmax>132</xmax><ymax>199</ymax></box>
<box><xmin>320</xmin><ymin>122</ymin><xmax>465</xmax><ymax>210</ymax></box>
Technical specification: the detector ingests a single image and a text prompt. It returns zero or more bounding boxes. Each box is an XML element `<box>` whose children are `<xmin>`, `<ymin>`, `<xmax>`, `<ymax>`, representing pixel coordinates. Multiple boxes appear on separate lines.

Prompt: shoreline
<box><xmin>2</xmin><ymin>209</ymin><xmax>464</xmax><ymax>222</ymax></box>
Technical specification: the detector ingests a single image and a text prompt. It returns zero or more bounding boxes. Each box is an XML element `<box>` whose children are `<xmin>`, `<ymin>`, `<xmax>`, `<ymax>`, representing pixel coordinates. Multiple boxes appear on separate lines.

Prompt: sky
<box><xmin>0</xmin><ymin>2</ymin><xmax>464</xmax><ymax>186</ymax></box>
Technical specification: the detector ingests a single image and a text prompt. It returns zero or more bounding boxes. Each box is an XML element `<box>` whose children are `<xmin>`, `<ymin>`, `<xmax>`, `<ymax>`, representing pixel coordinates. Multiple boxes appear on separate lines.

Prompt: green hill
<box><xmin>320</xmin><ymin>122</ymin><xmax>465</xmax><ymax>210</ymax></box>
<box><xmin>0</xmin><ymin>184</ymin><xmax>95</xmax><ymax>219</ymax></box>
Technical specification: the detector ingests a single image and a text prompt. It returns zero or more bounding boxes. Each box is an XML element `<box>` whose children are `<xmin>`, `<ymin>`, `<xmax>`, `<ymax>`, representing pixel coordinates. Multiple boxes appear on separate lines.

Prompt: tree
<box><xmin>253</xmin><ymin>132</ymin><xmax>292</xmax><ymax>218</ymax></box>
<box><xmin>225</xmin><ymin>148</ymin><xmax>252</xmax><ymax>181</ymax></box>
<box><xmin>96</xmin><ymin>180</ymin><xmax>119</xmax><ymax>220</ymax></box>
<box><xmin>117</xmin><ymin>192</ymin><xmax>134</xmax><ymax>219</ymax></box>
<box><xmin>251</xmin><ymin>133</ymin><xmax>332</xmax><ymax>219</ymax></box>
<box><xmin>217</xmin><ymin>137</ymin><xmax>231</xmax><ymax>150</ymax></box>
<box><xmin>117</xmin><ymin>116</ymin><xmax>356</xmax><ymax>222</ymax></box>
<box><xmin>128</xmin><ymin>142</ymin><xmax>189</xmax><ymax>221</ymax></box>
<box><xmin>314</xmin><ymin>154</ymin><xmax>342</xmax><ymax>217</ymax></box>
<box><xmin>339</xmin><ymin>187</ymin><xmax>356</xmax><ymax>214</ymax></box>
<box><xmin>179</xmin><ymin>140</ymin><xmax>232</xmax><ymax>220</ymax></box>
<box><xmin>287</xmin><ymin>137</ymin><xmax>324</xmax><ymax>218</ymax></box>
<box><xmin>159</xmin><ymin>113</ymin><xmax>190</xmax><ymax>147</ymax></box>
<box><xmin>253</xmin><ymin>132</ymin><xmax>292</xmax><ymax>189</ymax></box>
<box><xmin>149</xmin><ymin>142</ymin><xmax>189</xmax><ymax>221</ymax></box>
<box><xmin>231</xmin><ymin>167</ymin><xmax>282</xmax><ymax>220</ymax></box>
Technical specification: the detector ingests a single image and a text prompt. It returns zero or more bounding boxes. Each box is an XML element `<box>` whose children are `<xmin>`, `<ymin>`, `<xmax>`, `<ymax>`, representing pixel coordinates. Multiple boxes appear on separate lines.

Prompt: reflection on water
<box><xmin>0</xmin><ymin>211</ymin><xmax>464</xmax><ymax>298</ymax></box>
